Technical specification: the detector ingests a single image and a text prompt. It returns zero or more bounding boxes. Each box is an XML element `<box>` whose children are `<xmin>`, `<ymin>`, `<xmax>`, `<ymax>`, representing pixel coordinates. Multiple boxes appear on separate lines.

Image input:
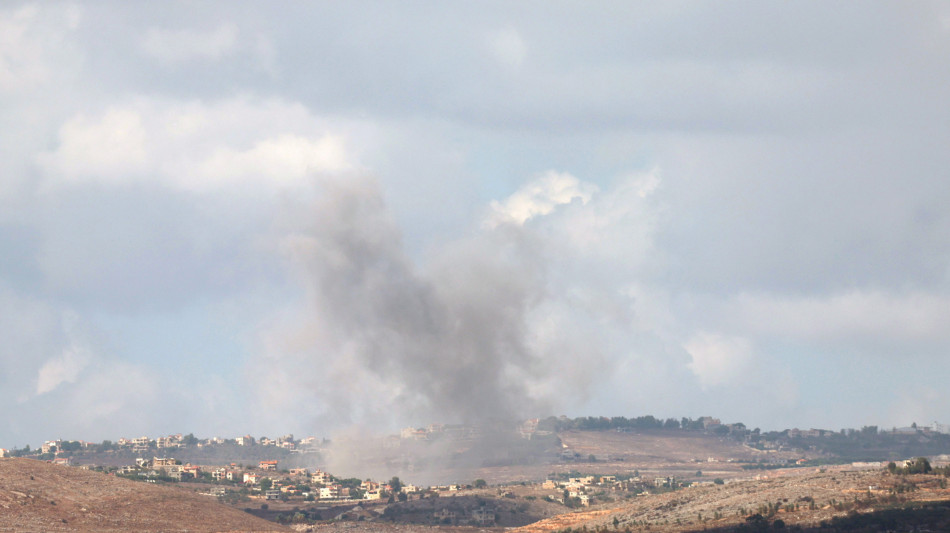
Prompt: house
<box><xmin>183</xmin><ymin>465</ymin><xmax>200</xmax><ymax>477</ymax></box>
<box><xmin>289</xmin><ymin>468</ymin><xmax>309</xmax><ymax>477</ymax></box>
<box><xmin>471</xmin><ymin>507</ymin><xmax>495</xmax><ymax>525</ymax></box>
<box><xmin>153</xmin><ymin>457</ymin><xmax>177</xmax><ymax>467</ymax></box>
<box><xmin>244</xmin><ymin>473</ymin><xmax>260</xmax><ymax>485</ymax></box>
<box><xmin>363</xmin><ymin>488</ymin><xmax>382</xmax><ymax>500</ymax></box>
<box><xmin>42</xmin><ymin>440</ymin><xmax>62</xmax><ymax>454</ymax></box>
<box><xmin>311</xmin><ymin>470</ymin><xmax>332</xmax><ymax>485</ymax></box>
<box><xmin>541</xmin><ymin>480</ymin><xmax>558</xmax><ymax>489</ymax></box>
<box><xmin>361</xmin><ymin>480</ymin><xmax>380</xmax><ymax>491</ymax></box>
<box><xmin>578</xmin><ymin>494</ymin><xmax>590</xmax><ymax>506</ymax></box>
<box><xmin>52</xmin><ymin>457</ymin><xmax>71</xmax><ymax>466</ymax></box>
<box><xmin>131</xmin><ymin>436</ymin><xmax>150</xmax><ymax>452</ymax></box>
<box><xmin>211</xmin><ymin>468</ymin><xmax>228</xmax><ymax>481</ymax></box>
<box><xmin>401</xmin><ymin>427</ymin><xmax>428</xmax><ymax>440</ymax></box>
<box><xmin>434</xmin><ymin>508</ymin><xmax>457</xmax><ymax>522</ymax></box>
<box><xmin>236</xmin><ymin>435</ymin><xmax>255</xmax><ymax>446</ymax></box>
<box><xmin>265</xmin><ymin>489</ymin><xmax>281</xmax><ymax>500</ymax></box>
<box><xmin>259</xmin><ymin>460</ymin><xmax>278</xmax><ymax>471</ymax></box>
<box><xmin>0</xmin><ymin>448</ymin><xmax>8</xmax><ymax>458</ymax></box>
<box><xmin>156</xmin><ymin>435</ymin><xmax>182</xmax><ymax>449</ymax></box>
<box><xmin>319</xmin><ymin>484</ymin><xmax>344</xmax><ymax>500</ymax></box>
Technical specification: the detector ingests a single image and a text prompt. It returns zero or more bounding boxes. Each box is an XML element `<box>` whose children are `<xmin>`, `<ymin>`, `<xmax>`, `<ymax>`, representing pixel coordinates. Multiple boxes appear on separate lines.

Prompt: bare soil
<box><xmin>514</xmin><ymin>466</ymin><xmax>950</xmax><ymax>532</ymax></box>
<box><xmin>0</xmin><ymin>457</ymin><xmax>287</xmax><ymax>532</ymax></box>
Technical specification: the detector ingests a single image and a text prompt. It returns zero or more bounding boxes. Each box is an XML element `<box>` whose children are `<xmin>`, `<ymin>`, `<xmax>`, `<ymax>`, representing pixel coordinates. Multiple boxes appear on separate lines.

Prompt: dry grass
<box><xmin>0</xmin><ymin>457</ymin><xmax>288</xmax><ymax>532</ymax></box>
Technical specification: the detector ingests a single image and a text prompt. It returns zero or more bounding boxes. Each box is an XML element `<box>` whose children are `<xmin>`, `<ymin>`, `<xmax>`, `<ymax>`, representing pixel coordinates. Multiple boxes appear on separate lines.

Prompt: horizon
<box><xmin>1</xmin><ymin>2</ymin><xmax>949</xmax><ymax>447</ymax></box>
<box><xmin>5</xmin><ymin>413</ymin><xmax>948</xmax><ymax>451</ymax></box>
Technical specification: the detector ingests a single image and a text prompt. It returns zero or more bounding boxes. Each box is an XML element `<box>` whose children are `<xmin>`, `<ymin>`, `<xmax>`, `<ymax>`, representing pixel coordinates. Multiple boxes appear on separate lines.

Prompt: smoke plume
<box><xmin>281</xmin><ymin>179</ymin><xmax>554</xmax><ymax>428</ymax></box>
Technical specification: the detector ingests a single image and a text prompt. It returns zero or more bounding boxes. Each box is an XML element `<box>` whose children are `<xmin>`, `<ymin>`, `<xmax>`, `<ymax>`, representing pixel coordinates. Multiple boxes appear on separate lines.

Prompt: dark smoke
<box><xmin>286</xmin><ymin>179</ymin><xmax>549</xmax><ymax>424</ymax></box>
<box><xmin>280</xmin><ymin>178</ymin><xmax>571</xmax><ymax>483</ymax></box>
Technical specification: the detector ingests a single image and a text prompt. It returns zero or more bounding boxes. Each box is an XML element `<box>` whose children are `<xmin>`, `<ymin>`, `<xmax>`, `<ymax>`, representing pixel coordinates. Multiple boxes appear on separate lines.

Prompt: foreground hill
<box><xmin>0</xmin><ymin>458</ymin><xmax>286</xmax><ymax>532</ymax></box>
<box><xmin>514</xmin><ymin>467</ymin><xmax>950</xmax><ymax>532</ymax></box>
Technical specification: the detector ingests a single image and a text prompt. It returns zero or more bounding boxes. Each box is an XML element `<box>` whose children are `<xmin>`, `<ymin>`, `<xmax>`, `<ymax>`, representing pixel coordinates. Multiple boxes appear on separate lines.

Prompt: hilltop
<box><xmin>0</xmin><ymin>457</ymin><xmax>287</xmax><ymax>532</ymax></box>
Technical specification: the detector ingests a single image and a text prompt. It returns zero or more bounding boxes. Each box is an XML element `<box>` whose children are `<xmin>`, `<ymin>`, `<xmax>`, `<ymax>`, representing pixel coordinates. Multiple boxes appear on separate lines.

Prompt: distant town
<box><xmin>3</xmin><ymin>415</ymin><xmax>950</xmax><ymax>524</ymax></box>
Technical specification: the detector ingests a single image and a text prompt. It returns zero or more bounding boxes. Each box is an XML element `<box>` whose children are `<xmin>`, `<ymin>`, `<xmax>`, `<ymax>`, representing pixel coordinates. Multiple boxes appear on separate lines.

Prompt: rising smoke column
<box><xmin>281</xmin><ymin>178</ymin><xmax>553</xmax><ymax>430</ymax></box>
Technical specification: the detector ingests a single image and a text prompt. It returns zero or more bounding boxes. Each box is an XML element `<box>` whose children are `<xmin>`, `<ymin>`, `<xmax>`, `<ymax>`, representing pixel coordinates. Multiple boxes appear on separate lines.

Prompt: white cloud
<box><xmin>38</xmin><ymin>97</ymin><xmax>359</xmax><ymax>193</ymax></box>
<box><xmin>488</xmin><ymin>170</ymin><xmax>597</xmax><ymax>226</ymax></box>
<box><xmin>0</xmin><ymin>4</ymin><xmax>81</xmax><ymax>93</ymax></box>
<box><xmin>684</xmin><ymin>333</ymin><xmax>754</xmax><ymax>388</ymax></box>
<box><xmin>39</xmin><ymin>108</ymin><xmax>149</xmax><ymax>183</ymax></box>
<box><xmin>140</xmin><ymin>23</ymin><xmax>239</xmax><ymax>64</ymax></box>
<box><xmin>194</xmin><ymin>133</ymin><xmax>350</xmax><ymax>191</ymax></box>
<box><xmin>36</xmin><ymin>343</ymin><xmax>90</xmax><ymax>395</ymax></box>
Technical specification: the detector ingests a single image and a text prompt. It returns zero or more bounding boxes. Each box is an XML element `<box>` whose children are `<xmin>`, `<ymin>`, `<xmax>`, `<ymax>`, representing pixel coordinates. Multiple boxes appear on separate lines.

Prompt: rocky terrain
<box><xmin>0</xmin><ymin>457</ymin><xmax>287</xmax><ymax>532</ymax></box>
<box><xmin>514</xmin><ymin>466</ymin><xmax>950</xmax><ymax>532</ymax></box>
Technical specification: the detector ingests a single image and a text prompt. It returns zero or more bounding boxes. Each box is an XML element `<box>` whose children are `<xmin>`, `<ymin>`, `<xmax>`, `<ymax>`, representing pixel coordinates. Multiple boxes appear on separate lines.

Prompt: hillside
<box><xmin>514</xmin><ymin>467</ymin><xmax>950</xmax><ymax>532</ymax></box>
<box><xmin>0</xmin><ymin>458</ymin><xmax>287</xmax><ymax>532</ymax></box>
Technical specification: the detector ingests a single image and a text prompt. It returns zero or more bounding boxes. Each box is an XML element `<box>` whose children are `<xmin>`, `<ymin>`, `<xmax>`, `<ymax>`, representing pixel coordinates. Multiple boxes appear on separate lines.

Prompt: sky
<box><xmin>2</xmin><ymin>1</ymin><xmax>950</xmax><ymax>448</ymax></box>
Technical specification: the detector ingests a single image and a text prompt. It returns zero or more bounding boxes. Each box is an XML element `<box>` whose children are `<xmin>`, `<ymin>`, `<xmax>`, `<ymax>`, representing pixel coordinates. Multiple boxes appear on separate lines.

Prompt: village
<box><xmin>0</xmin><ymin>426</ymin><xmax>733</xmax><ymax>527</ymax></box>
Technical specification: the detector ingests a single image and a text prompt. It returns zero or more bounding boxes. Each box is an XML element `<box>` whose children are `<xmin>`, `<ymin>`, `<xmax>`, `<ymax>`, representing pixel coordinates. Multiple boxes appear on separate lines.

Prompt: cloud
<box><xmin>39</xmin><ymin>108</ymin><xmax>149</xmax><ymax>182</ymax></box>
<box><xmin>36</xmin><ymin>343</ymin><xmax>90</xmax><ymax>395</ymax></box>
<box><xmin>38</xmin><ymin>97</ymin><xmax>359</xmax><ymax>193</ymax></box>
<box><xmin>488</xmin><ymin>170</ymin><xmax>597</xmax><ymax>226</ymax></box>
<box><xmin>684</xmin><ymin>333</ymin><xmax>754</xmax><ymax>389</ymax></box>
<box><xmin>0</xmin><ymin>4</ymin><xmax>80</xmax><ymax>93</ymax></box>
<box><xmin>140</xmin><ymin>23</ymin><xmax>239</xmax><ymax>64</ymax></box>
<box><xmin>195</xmin><ymin>133</ymin><xmax>350</xmax><ymax>190</ymax></box>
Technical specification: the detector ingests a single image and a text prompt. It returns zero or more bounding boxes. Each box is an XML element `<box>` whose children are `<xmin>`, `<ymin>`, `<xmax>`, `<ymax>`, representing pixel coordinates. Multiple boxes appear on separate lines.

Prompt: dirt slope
<box><xmin>514</xmin><ymin>467</ymin><xmax>950</xmax><ymax>533</ymax></box>
<box><xmin>0</xmin><ymin>457</ymin><xmax>287</xmax><ymax>532</ymax></box>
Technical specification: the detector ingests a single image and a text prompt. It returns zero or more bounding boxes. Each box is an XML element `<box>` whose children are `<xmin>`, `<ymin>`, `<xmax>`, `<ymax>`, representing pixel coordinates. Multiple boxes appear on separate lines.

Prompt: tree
<box><xmin>474</xmin><ymin>479</ymin><xmax>487</xmax><ymax>489</ymax></box>
<box><xmin>260</xmin><ymin>478</ymin><xmax>273</xmax><ymax>490</ymax></box>
<box><xmin>182</xmin><ymin>433</ymin><xmax>199</xmax><ymax>447</ymax></box>
<box><xmin>389</xmin><ymin>476</ymin><xmax>402</xmax><ymax>493</ymax></box>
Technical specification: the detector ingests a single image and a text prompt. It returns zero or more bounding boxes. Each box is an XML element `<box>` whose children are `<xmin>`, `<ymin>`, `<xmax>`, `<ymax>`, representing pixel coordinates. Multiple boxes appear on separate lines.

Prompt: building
<box><xmin>471</xmin><ymin>507</ymin><xmax>495</xmax><ymax>525</ymax></box>
<box><xmin>131</xmin><ymin>436</ymin><xmax>150</xmax><ymax>453</ymax></box>
<box><xmin>259</xmin><ymin>460</ymin><xmax>278</xmax><ymax>471</ymax></box>
<box><xmin>319</xmin><ymin>484</ymin><xmax>344</xmax><ymax>500</ymax></box>
<box><xmin>311</xmin><ymin>470</ymin><xmax>332</xmax><ymax>485</ymax></box>
<box><xmin>156</xmin><ymin>435</ymin><xmax>182</xmax><ymax>449</ymax></box>
<box><xmin>244</xmin><ymin>472</ymin><xmax>260</xmax><ymax>485</ymax></box>
<box><xmin>0</xmin><ymin>448</ymin><xmax>8</xmax><ymax>458</ymax></box>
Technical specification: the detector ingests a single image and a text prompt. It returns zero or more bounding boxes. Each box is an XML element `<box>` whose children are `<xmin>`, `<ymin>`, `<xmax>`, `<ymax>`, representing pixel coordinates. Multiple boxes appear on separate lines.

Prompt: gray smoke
<box><xmin>285</xmin><ymin>179</ymin><xmax>549</xmax><ymax>424</ymax></box>
<box><xmin>278</xmin><ymin>178</ymin><xmax>566</xmax><ymax>482</ymax></box>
